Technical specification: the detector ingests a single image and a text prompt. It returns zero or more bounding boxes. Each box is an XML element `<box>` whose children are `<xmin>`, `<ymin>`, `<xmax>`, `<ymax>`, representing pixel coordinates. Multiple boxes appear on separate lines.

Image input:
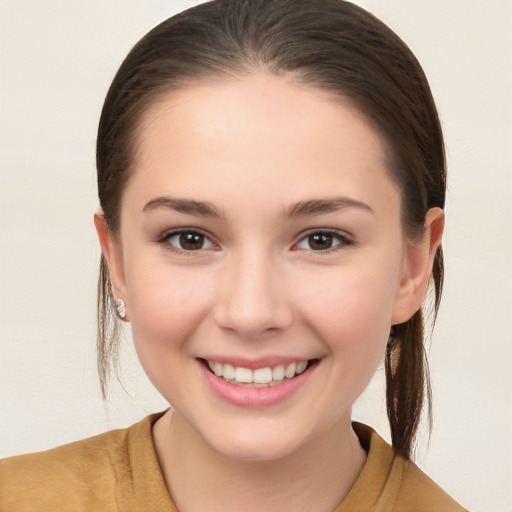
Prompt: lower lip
<box><xmin>197</xmin><ymin>360</ymin><xmax>316</xmax><ymax>408</ymax></box>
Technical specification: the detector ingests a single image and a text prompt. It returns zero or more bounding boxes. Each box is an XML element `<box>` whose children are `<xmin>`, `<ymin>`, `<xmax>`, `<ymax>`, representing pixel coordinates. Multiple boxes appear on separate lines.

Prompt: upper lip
<box><xmin>197</xmin><ymin>356</ymin><xmax>317</xmax><ymax>370</ymax></box>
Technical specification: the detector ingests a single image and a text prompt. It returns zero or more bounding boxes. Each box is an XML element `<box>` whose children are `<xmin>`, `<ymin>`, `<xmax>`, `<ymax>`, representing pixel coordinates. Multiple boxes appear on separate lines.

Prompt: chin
<box><xmin>202</xmin><ymin>423</ymin><xmax>305</xmax><ymax>463</ymax></box>
<box><xmin>215</xmin><ymin>438</ymin><xmax>300</xmax><ymax>463</ymax></box>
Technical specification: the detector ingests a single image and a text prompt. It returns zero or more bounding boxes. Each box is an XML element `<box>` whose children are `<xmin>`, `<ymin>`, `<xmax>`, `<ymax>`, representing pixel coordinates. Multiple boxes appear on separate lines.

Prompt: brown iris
<box><xmin>179</xmin><ymin>232</ymin><xmax>205</xmax><ymax>250</ymax></box>
<box><xmin>308</xmin><ymin>233</ymin><xmax>334</xmax><ymax>250</ymax></box>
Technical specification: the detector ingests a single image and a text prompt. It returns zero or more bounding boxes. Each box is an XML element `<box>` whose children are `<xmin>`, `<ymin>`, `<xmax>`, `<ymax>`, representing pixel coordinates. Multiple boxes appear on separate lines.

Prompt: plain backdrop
<box><xmin>0</xmin><ymin>1</ymin><xmax>511</xmax><ymax>511</ymax></box>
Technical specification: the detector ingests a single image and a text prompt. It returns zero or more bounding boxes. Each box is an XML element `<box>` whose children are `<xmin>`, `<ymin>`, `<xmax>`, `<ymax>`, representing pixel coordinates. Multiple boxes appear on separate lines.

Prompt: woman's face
<box><xmin>102</xmin><ymin>73</ymin><xmax>431</xmax><ymax>461</ymax></box>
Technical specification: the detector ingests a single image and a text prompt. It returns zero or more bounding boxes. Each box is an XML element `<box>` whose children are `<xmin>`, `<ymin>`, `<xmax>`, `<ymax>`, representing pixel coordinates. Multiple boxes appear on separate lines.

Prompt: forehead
<box><xmin>137</xmin><ymin>73</ymin><xmax>383</xmax><ymax>152</ymax></box>
<box><xmin>126</xmin><ymin>72</ymin><xmax>398</xmax><ymax>216</ymax></box>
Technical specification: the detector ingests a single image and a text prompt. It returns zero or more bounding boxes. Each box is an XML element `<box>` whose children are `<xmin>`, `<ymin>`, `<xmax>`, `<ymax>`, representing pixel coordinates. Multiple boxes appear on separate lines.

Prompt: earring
<box><xmin>115</xmin><ymin>298</ymin><xmax>126</xmax><ymax>319</ymax></box>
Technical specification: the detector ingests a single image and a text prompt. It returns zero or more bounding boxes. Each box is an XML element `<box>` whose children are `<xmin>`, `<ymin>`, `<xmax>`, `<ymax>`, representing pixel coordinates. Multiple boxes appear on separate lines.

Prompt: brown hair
<box><xmin>96</xmin><ymin>0</ymin><xmax>445</xmax><ymax>460</ymax></box>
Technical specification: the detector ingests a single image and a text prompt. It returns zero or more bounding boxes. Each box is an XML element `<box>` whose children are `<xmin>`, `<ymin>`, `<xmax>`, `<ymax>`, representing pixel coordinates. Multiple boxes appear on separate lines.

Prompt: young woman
<box><xmin>1</xmin><ymin>1</ymin><xmax>469</xmax><ymax>510</ymax></box>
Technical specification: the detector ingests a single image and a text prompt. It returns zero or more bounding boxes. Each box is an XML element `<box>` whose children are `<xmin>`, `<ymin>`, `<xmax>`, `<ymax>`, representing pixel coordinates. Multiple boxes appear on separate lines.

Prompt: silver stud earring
<box><xmin>115</xmin><ymin>298</ymin><xmax>126</xmax><ymax>319</ymax></box>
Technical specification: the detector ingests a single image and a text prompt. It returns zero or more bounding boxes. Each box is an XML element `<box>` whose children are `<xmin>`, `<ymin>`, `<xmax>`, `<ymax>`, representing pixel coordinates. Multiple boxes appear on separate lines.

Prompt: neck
<box><xmin>153</xmin><ymin>409</ymin><xmax>367</xmax><ymax>512</ymax></box>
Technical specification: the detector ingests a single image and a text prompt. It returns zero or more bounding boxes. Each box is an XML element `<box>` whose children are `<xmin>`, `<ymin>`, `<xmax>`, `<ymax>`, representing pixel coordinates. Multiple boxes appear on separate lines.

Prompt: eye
<box><xmin>295</xmin><ymin>230</ymin><xmax>352</xmax><ymax>252</ymax></box>
<box><xmin>161</xmin><ymin>230</ymin><xmax>216</xmax><ymax>252</ymax></box>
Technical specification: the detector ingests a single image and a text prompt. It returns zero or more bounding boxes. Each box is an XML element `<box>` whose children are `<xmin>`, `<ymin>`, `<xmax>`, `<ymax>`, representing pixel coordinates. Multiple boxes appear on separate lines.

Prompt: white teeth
<box><xmin>272</xmin><ymin>365</ymin><xmax>285</xmax><ymax>381</ymax></box>
<box><xmin>284</xmin><ymin>362</ymin><xmax>296</xmax><ymax>379</ymax></box>
<box><xmin>223</xmin><ymin>363</ymin><xmax>235</xmax><ymax>380</ymax></box>
<box><xmin>213</xmin><ymin>362</ymin><xmax>223</xmax><ymax>377</ymax></box>
<box><xmin>296</xmin><ymin>361</ymin><xmax>308</xmax><ymax>374</ymax></box>
<box><xmin>206</xmin><ymin>359</ymin><xmax>310</xmax><ymax>385</ymax></box>
<box><xmin>253</xmin><ymin>367</ymin><xmax>273</xmax><ymax>384</ymax></box>
<box><xmin>234</xmin><ymin>367</ymin><xmax>253</xmax><ymax>383</ymax></box>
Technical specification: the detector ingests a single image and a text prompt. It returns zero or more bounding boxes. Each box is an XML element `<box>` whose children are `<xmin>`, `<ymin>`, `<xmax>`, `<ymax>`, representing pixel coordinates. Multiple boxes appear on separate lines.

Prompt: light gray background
<box><xmin>1</xmin><ymin>1</ymin><xmax>511</xmax><ymax>511</ymax></box>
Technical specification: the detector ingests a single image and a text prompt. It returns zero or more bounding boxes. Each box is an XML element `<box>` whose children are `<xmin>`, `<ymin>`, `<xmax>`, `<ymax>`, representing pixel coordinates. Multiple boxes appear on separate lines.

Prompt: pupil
<box><xmin>310</xmin><ymin>233</ymin><xmax>332</xmax><ymax>250</ymax></box>
<box><xmin>180</xmin><ymin>232</ymin><xmax>203</xmax><ymax>250</ymax></box>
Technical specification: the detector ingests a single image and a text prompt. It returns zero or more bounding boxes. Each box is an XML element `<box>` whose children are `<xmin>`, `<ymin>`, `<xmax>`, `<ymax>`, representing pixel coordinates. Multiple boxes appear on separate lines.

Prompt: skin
<box><xmin>95</xmin><ymin>72</ymin><xmax>443</xmax><ymax>512</ymax></box>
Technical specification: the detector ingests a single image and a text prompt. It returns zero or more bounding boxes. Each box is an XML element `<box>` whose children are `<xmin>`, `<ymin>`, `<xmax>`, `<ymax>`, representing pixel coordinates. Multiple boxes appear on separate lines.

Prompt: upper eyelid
<box><xmin>292</xmin><ymin>229</ymin><xmax>354</xmax><ymax>252</ymax></box>
<box><xmin>158</xmin><ymin>227</ymin><xmax>214</xmax><ymax>240</ymax></box>
<box><xmin>295</xmin><ymin>228</ymin><xmax>353</xmax><ymax>242</ymax></box>
<box><xmin>156</xmin><ymin>227</ymin><xmax>219</xmax><ymax>251</ymax></box>
<box><xmin>155</xmin><ymin>227</ymin><xmax>353</xmax><ymax>250</ymax></box>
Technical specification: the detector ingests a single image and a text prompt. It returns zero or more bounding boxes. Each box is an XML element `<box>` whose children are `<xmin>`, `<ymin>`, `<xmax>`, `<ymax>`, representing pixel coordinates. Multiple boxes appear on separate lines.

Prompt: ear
<box><xmin>94</xmin><ymin>209</ymin><xmax>127</xmax><ymax>300</ymax></box>
<box><xmin>392</xmin><ymin>207</ymin><xmax>444</xmax><ymax>324</ymax></box>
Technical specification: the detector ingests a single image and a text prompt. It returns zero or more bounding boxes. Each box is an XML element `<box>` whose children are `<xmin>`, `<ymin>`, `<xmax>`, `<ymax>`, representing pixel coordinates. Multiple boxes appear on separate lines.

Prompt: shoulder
<box><xmin>0</xmin><ymin>413</ymin><xmax>166</xmax><ymax>512</ymax></box>
<box><xmin>342</xmin><ymin>423</ymin><xmax>469</xmax><ymax>512</ymax></box>
<box><xmin>395</xmin><ymin>454</ymin><xmax>468</xmax><ymax>511</ymax></box>
<box><xmin>0</xmin><ymin>425</ymin><xmax>128</xmax><ymax>511</ymax></box>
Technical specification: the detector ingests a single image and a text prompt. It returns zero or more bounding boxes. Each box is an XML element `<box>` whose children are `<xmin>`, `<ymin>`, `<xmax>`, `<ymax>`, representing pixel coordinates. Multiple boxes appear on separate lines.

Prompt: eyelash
<box><xmin>156</xmin><ymin>228</ymin><xmax>217</xmax><ymax>255</ymax></box>
<box><xmin>156</xmin><ymin>228</ymin><xmax>353</xmax><ymax>255</ymax></box>
<box><xmin>293</xmin><ymin>230</ymin><xmax>354</xmax><ymax>254</ymax></box>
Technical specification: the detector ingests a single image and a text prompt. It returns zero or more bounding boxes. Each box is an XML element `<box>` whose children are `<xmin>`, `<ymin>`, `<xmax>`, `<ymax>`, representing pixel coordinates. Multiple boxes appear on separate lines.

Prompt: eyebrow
<box><xmin>143</xmin><ymin>197</ymin><xmax>223</xmax><ymax>218</ymax></box>
<box><xmin>142</xmin><ymin>195</ymin><xmax>373</xmax><ymax>219</ymax></box>
<box><xmin>284</xmin><ymin>197</ymin><xmax>374</xmax><ymax>218</ymax></box>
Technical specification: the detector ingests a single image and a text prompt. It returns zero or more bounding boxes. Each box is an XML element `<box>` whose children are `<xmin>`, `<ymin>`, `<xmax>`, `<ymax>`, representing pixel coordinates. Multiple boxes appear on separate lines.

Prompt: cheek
<box><xmin>300</xmin><ymin>262</ymin><xmax>399</xmax><ymax>367</ymax></box>
<box><xmin>126</xmin><ymin>260</ymin><xmax>215</xmax><ymax>360</ymax></box>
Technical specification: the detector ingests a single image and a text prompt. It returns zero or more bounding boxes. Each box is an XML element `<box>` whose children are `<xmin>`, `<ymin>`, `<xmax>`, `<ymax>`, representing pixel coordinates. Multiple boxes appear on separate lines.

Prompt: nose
<box><xmin>213</xmin><ymin>248</ymin><xmax>293</xmax><ymax>339</ymax></box>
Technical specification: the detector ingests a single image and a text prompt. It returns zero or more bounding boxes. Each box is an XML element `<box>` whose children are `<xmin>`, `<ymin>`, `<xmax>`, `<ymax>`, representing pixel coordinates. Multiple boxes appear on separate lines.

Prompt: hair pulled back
<box><xmin>96</xmin><ymin>0</ymin><xmax>446</xmax><ymax>460</ymax></box>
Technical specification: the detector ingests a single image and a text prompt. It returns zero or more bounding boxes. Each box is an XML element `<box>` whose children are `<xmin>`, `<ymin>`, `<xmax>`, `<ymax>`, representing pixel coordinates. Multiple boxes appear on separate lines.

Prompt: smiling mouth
<box><xmin>200</xmin><ymin>358</ymin><xmax>318</xmax><ymax>388</ymax></box>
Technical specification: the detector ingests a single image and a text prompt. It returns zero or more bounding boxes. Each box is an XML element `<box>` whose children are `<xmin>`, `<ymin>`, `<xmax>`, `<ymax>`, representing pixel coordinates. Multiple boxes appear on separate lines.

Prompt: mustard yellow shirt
<box><xmin>0</xmin><ymin>412</ymin><xmax>467</xmax><ymax>511</ymax></box>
